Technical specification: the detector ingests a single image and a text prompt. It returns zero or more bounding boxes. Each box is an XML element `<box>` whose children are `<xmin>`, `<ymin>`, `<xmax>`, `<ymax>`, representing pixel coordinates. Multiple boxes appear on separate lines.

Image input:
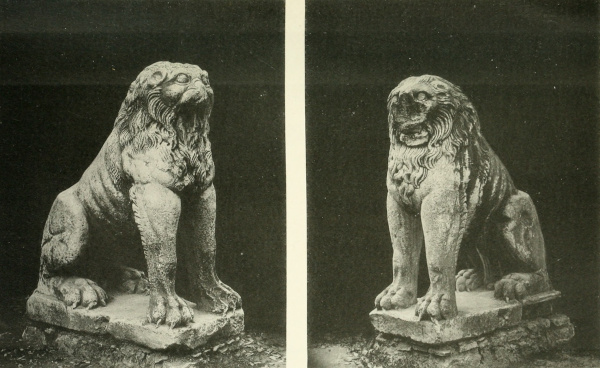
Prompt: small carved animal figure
<box><xmin>375</xmin><ymin>75</ymin><xmax>551</xmax><ymax>320</ymax></box>
<box><xmin>35</xmin><ymin>61</ymin><xmax>241</xmax><ymax>328</ymax></box>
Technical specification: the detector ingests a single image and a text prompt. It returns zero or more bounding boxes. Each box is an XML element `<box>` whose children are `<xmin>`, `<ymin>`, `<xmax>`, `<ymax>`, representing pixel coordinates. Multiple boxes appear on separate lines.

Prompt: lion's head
<box><xmin>115</xmin><ymin>61</ymin><xmax>214</xmax><ymax>148</ymax></box>
<box><xmin>387</xmin><ymin>75</ymin><xmax>485</xmax><ymax>192</ymax></box>
<box><xmin>110</xmin><ymin>62</ymin><xmax>216</xmax><ymax>190</ymax></box>
<box><xmin>387</xmin><ymin>75</ymin><xmax>480</xmax><ymax>149</ymax></box>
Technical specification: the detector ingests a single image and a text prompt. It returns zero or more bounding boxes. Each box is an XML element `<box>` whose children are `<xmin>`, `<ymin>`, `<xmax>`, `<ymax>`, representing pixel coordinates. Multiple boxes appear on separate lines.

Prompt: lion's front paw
<box><xmin>201</xmin><ymin>282</ymin><xmax>242</xmax><ymax>314</ymax></box>
<box><xmin>117</xmin><ymin>267</ymin><xmax>149</xmax><ymax>294</ymax></box>
<box><xmin>455</xmin><ymin>269</ymin><xmax>483</xmax><ymax>292</ymax></box>
<box><xmin>375</xmin><ymin>283</ymin><xmax>416</xmax><ymax>310</ymax></box>
<box><xmin>415</xmin><ymin>291</ymin><xmax>457</xmax><ymax>321</ymax></box>
<box><xmin>147</xmin><ymin>293</ymin><xmax>194</xmax><ymax>328</ymax></box>
<box><xmin>56</xmin><ymin>277</ymin><xmax>108</xmax><ymax>309</ymax></box>
<box><xmin>494</xmin><ymin>272</ymin><xmax>548</xmax><ymax>302</ymax></box>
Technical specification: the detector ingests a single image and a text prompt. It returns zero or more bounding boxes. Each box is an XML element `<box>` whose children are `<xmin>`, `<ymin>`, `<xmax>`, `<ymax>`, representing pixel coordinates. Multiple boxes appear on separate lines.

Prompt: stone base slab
<box><xmin>370</xmin><ymin>290</ymin><xmax>560</xmax><ymax>344</ymax></box>
<box><xmin>26</xmin><ymin>291</ymin><xmax>244</xmax><ymax>350</ymax></box>
<box><xmin>368</xmin><ymin>314</ymin><xmax>574</xmax><ymax>368</ymax></box>
<box><xmin>22</xmin><ymin>324</ymin><xmax>245</xmax><ymax>368</ymax></box>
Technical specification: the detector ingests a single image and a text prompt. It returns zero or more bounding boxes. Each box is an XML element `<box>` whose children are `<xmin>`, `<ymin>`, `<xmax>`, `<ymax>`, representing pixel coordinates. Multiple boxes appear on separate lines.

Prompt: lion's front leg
<box><xmin>130</xmin><ymin>183</ymin><xmax>193</xmax><ymax>328</ymax></box>
<box><xmin>375</xmin><ymin>193</ymin><xmax>423</xmax><ymax>310</ymax></box>
<box><xmin>178</xmin><ymin>185</ymin><xmax>241</xmax><ymax>314</ymax></box>
<box><xmin>416</xmin><ymin>190</ymin><xmax>463</xmax><ymax>320</ymax></box>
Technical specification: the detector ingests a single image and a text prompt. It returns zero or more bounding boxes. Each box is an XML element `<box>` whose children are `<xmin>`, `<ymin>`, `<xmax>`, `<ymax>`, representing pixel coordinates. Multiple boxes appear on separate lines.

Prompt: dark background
<box><xmin>0</xmin><ymin>1</ymin><xmax>285</xmax><ymax>331</ymax></box>
<box><xmin>307</xmin><ymin>0</ymin><xmax>599</xmax><ymax>351</ymax></box>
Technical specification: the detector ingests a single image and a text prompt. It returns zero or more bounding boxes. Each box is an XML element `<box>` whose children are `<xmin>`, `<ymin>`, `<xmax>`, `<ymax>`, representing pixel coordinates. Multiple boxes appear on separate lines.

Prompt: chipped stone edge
<box><xmin>26</xmin><ymin>291</ymin><xmax>244</xmax><ymax>350</ymax></box>
<box><xmin>370</xmin><ymin>303</ymin><xmax>521</xmax><ymax>344</ymax></box>
<box><xmin>369</xmin><ymin>290</ymin><xmax>561</xmax><ymax>344</ymax></box>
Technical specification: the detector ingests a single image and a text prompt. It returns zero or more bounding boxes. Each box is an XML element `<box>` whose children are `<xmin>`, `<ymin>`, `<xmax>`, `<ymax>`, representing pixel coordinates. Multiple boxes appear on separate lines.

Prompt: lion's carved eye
<box><xmin>175</xmin><ymin>73</ymin><xmax>190</xmax><ymax>84</ymax></box>
<box><xmin>416</xmin><ymin>92</ymin><xmax>428</xmax><ymax>101</ymax></box>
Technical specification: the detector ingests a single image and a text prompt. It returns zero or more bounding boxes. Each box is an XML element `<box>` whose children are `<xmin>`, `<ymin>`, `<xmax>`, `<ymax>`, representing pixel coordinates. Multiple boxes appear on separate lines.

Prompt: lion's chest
<box><xmin>122</xmin><ymin>140</ymin><xmax>213</xmax><ymax>192</ymax></box>
<box><xmin>387</xmin><ymin>156</ymin><xmax>459</xmax><ymax>212</ymax></box>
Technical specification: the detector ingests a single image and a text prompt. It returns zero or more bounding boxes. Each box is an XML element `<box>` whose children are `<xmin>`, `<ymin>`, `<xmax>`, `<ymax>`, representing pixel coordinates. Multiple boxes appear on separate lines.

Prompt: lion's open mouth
<box><xmin>398</xmin><ymin>122</ymin><xmax>429</xmax><ymax>146</ymax></box>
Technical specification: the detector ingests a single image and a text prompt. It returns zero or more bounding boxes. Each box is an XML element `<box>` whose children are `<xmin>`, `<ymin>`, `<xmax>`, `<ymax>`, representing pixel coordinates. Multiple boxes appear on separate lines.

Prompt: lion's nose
<box><xmin>394</xmin><ymin>92</ymin><xmax>426</xmax><ymax>116</ymax></box>
<box><xmin>395</xmin><ymin>93</ymin><xmax>415</xmax><ymax>110</ymax></box>
<box><xmin>193</xmin><ymin>78</ymin><xmax>204</xmax><ymax>89</ymax></box>
<box><xmin>191</xmin><ymin>88</ymin><xmax>207</xmax><ymax>102</ymax></box>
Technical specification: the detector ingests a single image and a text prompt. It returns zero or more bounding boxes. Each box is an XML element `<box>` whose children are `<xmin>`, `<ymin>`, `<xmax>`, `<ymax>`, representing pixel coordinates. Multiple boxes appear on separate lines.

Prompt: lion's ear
<box><xmin>147</xmin><ymin>71</ymin><xmax>166</xmax><ymax>88</ymax></box>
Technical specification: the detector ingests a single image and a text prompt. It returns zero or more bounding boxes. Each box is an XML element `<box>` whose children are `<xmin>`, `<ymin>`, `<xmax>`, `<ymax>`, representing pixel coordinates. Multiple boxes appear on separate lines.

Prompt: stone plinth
<box><xmin>367</xmin><ymin>314</ymin><xmax>574</xmax><ymax>368</ymax></box>
<box><xmin>370</xmin><ymin>290</ymin><xmax>560</xmax><ymax>344</ymax></box>
<box><xmin>26</xmin><ymin>291</ymin><xmax>244</xmax><ymax>350</ymax></box>
<box><xmin>368</xmin><ymin>290</ymin><xmax>573</xmax><ymax>367</ymax></box>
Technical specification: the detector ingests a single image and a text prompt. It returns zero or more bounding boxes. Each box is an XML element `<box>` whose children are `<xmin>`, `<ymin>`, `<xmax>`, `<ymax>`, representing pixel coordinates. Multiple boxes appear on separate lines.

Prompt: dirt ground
<box><xmin>0</xmin><ymin>296</ymin><xmax>285</xmax><ymax>368</ymax></box>
<box><xmin>308</xmin><ymin>332</ymin><xmax>600</xmax><ymax>368</ymax></box>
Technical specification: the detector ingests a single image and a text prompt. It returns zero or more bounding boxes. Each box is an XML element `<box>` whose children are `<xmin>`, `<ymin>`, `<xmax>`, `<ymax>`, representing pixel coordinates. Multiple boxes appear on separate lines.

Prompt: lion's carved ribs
<box><xmin>33</xmin><ymin>62</ymin><xmax>240</xmax><ymax>328</ymax></box>
<box><xmin>376</xmin><ymin>75</ymin><xmax>552</xmax><ymax>320</ymax></box>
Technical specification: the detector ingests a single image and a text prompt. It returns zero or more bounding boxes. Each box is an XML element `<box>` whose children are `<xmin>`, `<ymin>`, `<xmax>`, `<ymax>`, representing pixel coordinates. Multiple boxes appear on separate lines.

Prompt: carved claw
<box><xmin>494</xmin><ymin>272</ymin><xmax>547</xmax><ymax>302</ymax></box>
<box><xmin>375</xmin><ymin>283</ymin><xmax>416</xmax><ymax>310</ymax></box>
<box><xmin>416</xmin><ymin>297</ymin><xmax>430</xmax><ymax>321</ymax></box>
<box><xmin>57</xmin><ymin>277</ymin><xmax>107</xmax><ymax>310</ymax></box>
<box><xmin>201</xmin><ymin>282</ymin><xmax>242</xmax><ymax>315</ymax></box>
<box><xmin>415</xmin><ymin>292</ymin><xmax>457</xmax><ymax>320</ymax></box>
<box><xmin>455</xmin><ymin>269</ymin><xmax>483</xmax><ymax>292</ymax></box>
<box><xmin>147</xmin><ymin>293</ymin><xmax>194</xmax><ymax>328</ymax></box>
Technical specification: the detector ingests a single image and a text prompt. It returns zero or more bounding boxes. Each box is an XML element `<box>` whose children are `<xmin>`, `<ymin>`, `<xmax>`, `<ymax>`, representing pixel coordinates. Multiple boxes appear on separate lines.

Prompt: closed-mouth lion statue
<box><xmin>34</xmin><ymin>61</ymin><xmax>241</xmax><ymax>328</ymax></box>
<box><xmin>375</xmin><ymin>75</ymin><xmax>552</xmax><ymax>320</ymax></box>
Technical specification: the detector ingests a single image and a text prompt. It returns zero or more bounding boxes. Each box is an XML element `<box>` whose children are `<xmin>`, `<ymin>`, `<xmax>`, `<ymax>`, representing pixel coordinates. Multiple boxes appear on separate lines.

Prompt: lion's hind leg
<box><xmin>37</xmin><ymin>188</ymin><xmax>108</xmax><ymax>309</ymax></box>
<box><xmin>111</xmin><ymin>266</ymin><xmax>149</xmax><ymax>294</ymax></box>
<box><xmin>493</xmin><ymin>190</ymin><xmax>551</xmax><ymax>301</ymax></box>
<box><xmin>456</xmin><ymin>245</ymin><xmax>496</xmax><ymax>292</ymax></box>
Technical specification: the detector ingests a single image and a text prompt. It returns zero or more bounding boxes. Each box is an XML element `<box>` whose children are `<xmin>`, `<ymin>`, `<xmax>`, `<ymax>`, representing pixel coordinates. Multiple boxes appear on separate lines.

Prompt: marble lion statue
<box><xmin>34</xmin><ymin>61</ymin><xmax>241</xmax><ymax>328</ymax></box>
<box><xmin>375</xmin><ymin>75</ymin><xmax>552</xmax><ymax>320</ymax></box>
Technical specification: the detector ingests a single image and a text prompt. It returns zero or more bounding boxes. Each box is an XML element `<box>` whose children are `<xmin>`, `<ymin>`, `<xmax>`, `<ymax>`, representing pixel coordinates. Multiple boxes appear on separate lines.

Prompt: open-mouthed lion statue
<box><xmin>33</xmin><ymin>61</ymin><xmax>241</xmax><ymax>328</ymax></box>
<box><xmin>375</xmin><ymin>75</ymin><xmax>552</xmax><ymax>320</ymax></box>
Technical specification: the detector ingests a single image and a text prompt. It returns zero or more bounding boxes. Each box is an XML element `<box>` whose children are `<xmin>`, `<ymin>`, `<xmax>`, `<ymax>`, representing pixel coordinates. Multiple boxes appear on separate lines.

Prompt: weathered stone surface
<box><xmin>458</xmin><ymin>340</ymin><xmax>478</xmax><ymax>353</ymax></box>
<box><xmin>32</xmin><ymin>61</ymin><xmax>241</xmax><ymax>333</ymax></box>
<box><xmin>376</xmin><ymin>75</ymin><xmax>554</xmax><ymax>323</ymax></box>
<box><xmin>26</xmin><ymin>291</ymin><xmax>243</xmax><ymax>350</ymax></box>
<box><xmin>371</xmin><ymin>290</ymin><xmax>548</xmax><ymax>344</ymax></box>
<box><xmin>367</xmin><ymin>314</ymin><xmax>574</xmax><ymax>368</ymax></box>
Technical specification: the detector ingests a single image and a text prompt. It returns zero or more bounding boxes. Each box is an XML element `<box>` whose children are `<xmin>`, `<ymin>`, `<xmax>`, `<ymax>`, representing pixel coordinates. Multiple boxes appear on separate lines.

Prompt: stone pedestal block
<box><xmin>367</xmin><ymin>314</ymin><xmax>573</xmax><ymax>368</ymax></box>
<box><xmin>370</xmin><ymin>290</ymin><xmax>560</xmax><ymax>344</ymax></box>
<box><xmin>26</xmin><ymin>291</ymin><xmax>244</xmax><ymax>350</ymax></box>
<box><xmin>368</xmin><ymin>291</ymin><xmax>573</xmax><ymax>367</ymax></box>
